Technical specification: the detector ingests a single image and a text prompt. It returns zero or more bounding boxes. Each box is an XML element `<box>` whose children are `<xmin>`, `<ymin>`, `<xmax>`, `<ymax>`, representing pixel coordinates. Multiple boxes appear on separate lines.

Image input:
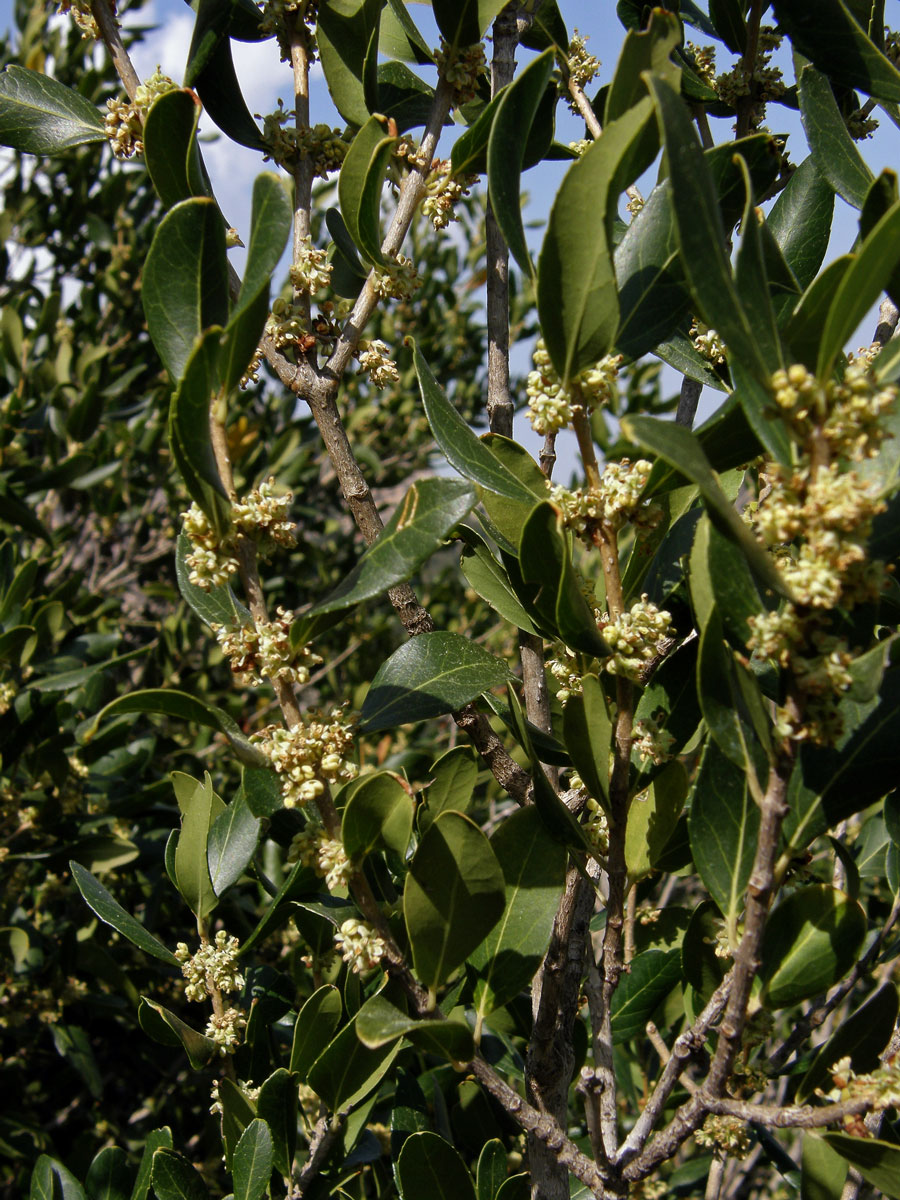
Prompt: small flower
<box><xmin>695</xmin><ymin>1114</ymin><xmax>752</xmax><ymax>1159</ymax></box>
<box><xmin>357</xmin><ymin>339</ymin><xmax>400</xmax><ymax>388</ymax></box>
<box><xmin>602</xmin><ymin>596</ymin><xmax>673</xmax><ymax>682</ymax></box>
<box><xmin>212</xmin><ymin>609</ymin><xmax>321</xmax><ymax>687</ymax></box>
<box><xmin>206</xmin><ymin>1006</ymin><xmax>247</xmax><ymax>1054</ymax></box>
<box><xmin>287</xmin><ymin>826</ymin><xmax>353</xmax><ymax>890</ymax></box>
<box><xmin>372</xmin><ymin>254</ymin><xmax>420</xmax><ymax>300</ymax></box>
<box><xmin>253</xmin><ymin>706</ymin><xmax>357</xmax><ymax>808</ymax></box>
<box><xmin>632</xmin><ymin>717</ymin><xmax>675</xmax><ymax>766</ymax></box>
<box><xmin>289</xmin><ymin>236</ymin><xmax>332</xmax><ymax>296</ymax></box>
<box><xmin>175</xmin><ymin>931</ymin><xmax>245</xmax><ymax>1003</ymax></box>
<box><xmin>690</xmin><ymin>319</ymin><xmax>727</xmax><ymax>365</ymax></box>
<box><xmin>434</xmin><ymin>38</ymin><xmax>487</xmax><ymax>106</ymax></box>
<box><xmin>334</xmin><ymin>918</ymin><xmax>387</xmax><ymax>973</ymax></box>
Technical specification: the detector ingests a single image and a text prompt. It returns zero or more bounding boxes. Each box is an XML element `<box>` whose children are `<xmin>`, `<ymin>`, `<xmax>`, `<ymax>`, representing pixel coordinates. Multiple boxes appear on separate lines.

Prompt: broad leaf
<box><xmin>759</xmin><ymin>885</ymin><xmax>866</xmax><ymax>1009</ymax></box>
<box><xmin>174</xmin><ymin>770</ymin><xmax>224</xmax><ymax>918</ymax></box>
<box><xmin>175</xmin><ymin>532</ymin><xmax>250</xmax><ymax>629</ymax></box>
<box><xmin>0</xmin><ymin>65</ymin><xmax>105</xmax><ymax>153</ymax></box>
<box><xmin>624</xmin><ymin>761</ymin><xmax>687</xmax><ymax>881</ymax></box>
<box><xmin>137</xmin><ymin>998</ymin><xmax>218</xmax><ymax>1070</ymax></box>
<box><xmin>797</xmin><ymin>65</ymin><xmax>874</xmax><ymax>210</ymax></box>
<box><xmin>232</xmin><ymin>1120</ymin><xmax>273</xmax><ymax>1200</ymax></box>
<box><xmin>432</xmin><ymin>0</ymin><xmax>508</xmax><ymax>55</ymax></box>
<box><xmin>396</xmin><ymin>1132</ymin><xmax>476</xmax><ymax>1200</ymax></box>
<box><xmin>30</xmin><ymin>1157</ymin><xmax>86</xmax><ymax>1200</ymax></box>
<box><xmin>143</xmin><ymin>89</ymin><xmax>209</xmax><ymax>210</ymax></box>
<box><xmin>420</xmin><ymin>745</ymin><xmax>478</xmax><ymax>830</ymax></box>
<box><xmin>290</xmin><ymin>985</ymin><xmax>343</xmax><ymax>1080</ymax></box>
<box><xmin>307</xmin><ymin>1016</ymin><xmax>402</xmax><ymax>1112</ymax></box>
<box><xmin>823</xmin><ymin>1133</ymin><xmax>900</xmax><ymax>1198</ymax></box>
<box><xmin>317</xmin><ymin>0</ymin><xmax>382</xmax><ymax>127</ymax></box>
<box><xmin>169</xmin><ymin>330</ymin><xmax>230</xmax><ymax>532</ymax></box>
<box><xmin>611</xmin><ymin>948</ymin><xmax>681</xmax><ymax>1042</ymax></box>
<box><xmin>356</xmin><ymin>994</ymin><xmax>474</xmax><ymax>1061</ymax></box>
<box><xmin>312</xmin><ymin>478</ymin><xmax>476</xmax><ymax>613</ymax></box>
<box><xmin>469</xmin><ymin>805</ymin><xmax>567</xmax><ymax>1019</ymax></box>
<box><xmin>458</xmin><ymin>527</ymin><xmax>539</xmax><ymax>635</ymax></box>
<box><xmin>359</xmin><ymin>632</ymin><xmax>510</xmax><ymax>732</ymax></box>
<box><xmin>476</xmin><ymin>1141</ymin><xmax>507</xmax><ymax>1200</ymax></box>
<box><xmin>768</xmin><ymin>155</ymin><xmax>835</xmax><ymax>289</ymax></box>
<box><xmin>404</xmin><ymin>810</ymin><xmax>505</xmax><ymax>993</ymax></box>
<box><xmin>84</xmin><ymin>1146</ymin><xmax>132</xmax><ymax>1200</ymax></box>
<box><xmin>798</xmin><ymin>983</ymin><xmax>899</xmax><ymax>1102</ymax></box>
<box><xmin>774</xmin><ymin>0</ymin><xmax>900</xmax><ymax>101</ymax></box>
<box><xmin>338</xmin><ymin>114</ymin><xmax>396</xmax><ymax>266</ymax></box>
<box><xmin>256</xmin><ymin>1069</ymin><xmax>295</xmax><ymax>1178</ymax></box>
<box><xmin>341</xmin><ymin>770</ymin><xmax>415</xmax><ymax>861</ymax></box>
<box><xmin>69</xmin><ymin>862</ymin><xmax>179</xmax><ymax>966</ymax></box>
<box><xmin>207</xmin><ymin>793</ymin><xmax>260</xmax><ymax>897</ymax></box>
<box><xmin>802</xmin><ymin>1137</ymin><xmax>848</xmax><ymax>1200</ymax></box>
<box><xmin>562</xmin><ymin>674</ymin><xmax>612</xmax><ymax>810</ymax></box>
<box><xmin>131</xmin><ymin>1128</ymin><xmax>173</xmax><ymax>1200</ymax></box>
<box><xmin>150</xmin><ymin>1149</ymin><xmax>209</xmax><ymax>1200</ymax></box>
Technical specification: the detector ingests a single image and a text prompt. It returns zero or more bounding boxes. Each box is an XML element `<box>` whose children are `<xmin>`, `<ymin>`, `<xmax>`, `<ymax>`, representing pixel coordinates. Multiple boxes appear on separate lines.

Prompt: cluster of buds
<box><xmin>334</xmin><ymin>918</ymin><xmax>387</xmax><ymax>973</ymax></box>
<box><xmin>181</xmin><ymin>480</ymin><xmax>295</xmax><ymax>590</ymax></box>
<box><xmin>0</xmin><ymin>681</ymin><xmax>15</xmax><ymax>716</ymax></box>
<box><xmin>372</xmin><ymin>253</ymin><xmax>420</xmax><ymax>300</ymax></box>
<box><xmin>259</xmin><ymin>103</ymin><xmax>347</xmax><ymax>175</ymax></box>
<box><xmin>526</xmin><ymin>340</ymin><xmax>623</xmax><ymax>437</ymax></box>
<box><xmin>395</xmin><ymin>138</ymin><xmax>431</xmax><ymax>170</ymax></box>
<box><xmin>259</xmin><ymin>0</ymin><xmax>317</xmax><ymax>61</ymax></box>
<box><xmin>771</xmin><ymin>360</ymin><xmax>896</xmax><ymax>461</ymax></box>
<box><xmin>434</xmin><ymin>38</ymin><xmax>487</xmax><ymax>106</ymax></box>
<box><xmin>289</xmin><ymin>236</ymin><xmax>332</xmax><ymax>296</ymax></box>
<box><xmin>253</xmin><ymin>706</ymin><xmax>357</xmax><ymax>807</ymax></box>
<box><xmin>601</xmin><ymin>596</ymin><xmax>672</xmax><ymax>681</ymax></box>
<box><xmin>548</xmin><ymin>648</ymin><xmax>582</xmax><ymax>705</ymax></box>
<box><xmin>714</xmin><ymin>28</ymin><xmax>785</xmax><ymax>127</ymax></box>
<box><xmin>287</xmin><ymin>825</ymin><xmax>353</xmax><ymax>890</ymax></box>
<box><xmin>104</xmin><ymin>69</ymin><xmax>177</xmax><ymax>159</ymax></box>
<box><xmin>266</xmin><ymin>297</ymin><xmax>311</xmax><ymax>349</ymax></box>
<box><xmin>563</xmin><ymin>30</ymin><xmax>601</xmax><ymax>110</ymax></box>
<box><xmin>632</xmin><ymin>716</ymin><xmax>675</xmax><ymax>766</ymax></box>
<box><xmin>552</xmin><ymin>459</ymin><xmax>657</xmax><ymax>544</ymax></box>
<box><xmin>686</xmin><ymin>42</ymin><xmax>716</xmax><ymax>89</ymax></box>
<box><xmin>421</xmin><ymin>160</ymin><xmax>470</xmax><ymax>230</ymax></box>
<box><xmin>57</xmin><ymin>0</ymin><xmax>99</xmax><ymax>38</ymax></box>
<box><xmin>240</xmin><ymin>346</ymin><xmax>264</xmax><ymax>389</ymax></box>
<box><xmin>211</xmin><ymin>608</ymin><xmax>321</xmax><ymax>687</ymax></box>
<box><xmin>175</xmin><ymin>932</ymin><xmax>245</xmax><ymax>1003</ymax></box>
<box><xmin>690</xmin><ymin>319</ymin><xmax>728</xmax><ymax>365</ymax></box>
<box><xmin>583</xmin><ymin>797</ymin><xmax>609</xmax><ymax>855</ymax></box>
<box><xmin>694</xmin><ymin>1114</ymin><xmax>753</xmax><ymax>1159</ymax></box>
<box><xmin>206</xmin><ymin>1007</ymin><xmax>247</xmax><ymax>1054</ymax></box>
<box><xmin>569</xmin><ymin>138</ymin><xmax>592</xmax><ymax>158</ymax></box>
<box><xmin>822</xmin><ymin>1055</ymin><xmax>900</xmax><ymax>1118</ymax></box>
<box><xmin>357</xmin><ymin>339</ymin><xmax>400</xmax><ymax>388</ymax></box>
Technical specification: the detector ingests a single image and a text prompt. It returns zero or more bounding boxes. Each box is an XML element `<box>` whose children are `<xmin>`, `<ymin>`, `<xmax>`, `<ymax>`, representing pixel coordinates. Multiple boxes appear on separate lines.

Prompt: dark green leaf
<box><xmin>313</xmin><ymin>478</ymin><xmax>476</xmax><ymax>613</ymax></box>
<box><xmin>458</xmin><ymin>527</ymin><xmax>539</xmax><ymax>634</ymax></box>
<box><xmin>30</xmin><ymin>1157</ymin><xmax>86</xmax><ymax>1200</ymax></box>
<box><xmin>604</xmin><ymin>8</ymin><xmax>683</xmax><ymax>123</ymax></box>
<box><xmin>476</xmin><ymin>1140</ymin><xmax>507</xmax><ymax>1200</ymax></box>
<box><xmin>760</xmin><ymin>884</ymin><xmax>866</xmax><ymax>1009</ymax></box>
<box><xmin>625</xmin><ymin>760</ymin><xmax>687</xmax><ymax>881</ymax></box>
<box><xmin>411</xmin><ymin>341</ymin><xmax>535</xmax><ymax>501</ymax></box>
<box><xmin>169</xmin><ymin>330</ymin><xmax>230</xmax><ymax>532</ymax></box>
<box><xmin>487</xmin><ymin>49</ymin><xmax>555</xmax><ymax>275</ymax></box>
<box><xmin>342</xmin><ymin>770</ymin><xmax>414</xmax><ymax>861</ymax></box>
<box><xmin>131</xmin><ymin>1128</ymin><xmax>173</xmax><ymax>1200</ymax></box>
<box><xmin>376</xmin><ymin>61</ymin><xmax>436</xmax><ymax>132</ymax></box>
<box><xmin>207</xmin><ymin>793</ymin><xmax>260</xmax><ymax>896</ymax></box>
<box><xmin>432</xmin><ymin>0</ymin><xmax>507</xmax><ymax>54</ymax></box>
<box><xmin>256</xmin><ymin>1069</ymin><xmax>295</xmax><ymax>1178</ymax></box>
<box><xmin>798</xmin><ymin>983</ymin><xmax>899</xmax><ymax>1102</ymax></box>
<box><xmin>404</xmin><ymin>810</ymin><xmax>505</xmax><ymax>994</ymax></box>
<box><xmin>359</xmin><ymin>632</ymin><xmax>510</xmax><ymax>732</ymax></box>
<box><xmin>317</xmin><ymin>0</ymin><xmax>382</xmax><ymax>126</ymax></box>
<box><xmin>823</xmin><ymin>1133</ymin><xmax>900</xmax><ymax>1198</ymax></box>
<box><xmin>682</xmin><ymin>900</ymin><xmax>727</xmax><ymax>1002</ymax></box>
<box><xmin>420</xmin><ymin>745</ymin><xmax>478</xmax><ymax>832</ymax></box>
<box><xmin>611</xmin><ymin>948</ymin><xmax>681</xmax><ymax>1042</ymax></box>
<box><xmin>379</xmin><ymin>0</ymin><xmax>433</xmax><ymax>65</ymax></box>
<box><xmin>469</xmin><ymin>805</ymin><xmax>567</xmax><ymax>1019</ymax></box>
<box><xmin>689</xmin><ymin>741</ymin><xmax>760</xmax><ymax>943</ymax></box>
<box><xmin>84</xmin><ymin>1147</ymin><xmax>132</xmax><ymax>1200</ymax></box>
<box><xmin>142</xmin><ymin>198</ymin><xmax>229</xmax><ymax>383</ymax></box>
<box><xmin>802</xmin><ymin>1136</ymin><xmax>848</xmax><ymax>1200</ymax></box>
<box><xmin>734</xmin><ymin>156</ymin><xmax>784</xmax><ymax>377</ymax></box>
<box><xmin>562</xmin><ymin>674</ymin><xmax>612</xmax><ymax>809</ymax></box>
<box><xmin>0</xmin><ymin>65</ymin><xmax>105</xmax><ymax>153</ymax></box>
<box><xmin>797</xmin><ymin>65</ymin><xmax>874</xmax><ymax>210</ymax></box>
<box><xmin>339</xmin><ymin>114</ymin><xmax>396</xmax><ymax>266</ymax></box>
<box><xmin>784</xmin><ymin>255</ymin><xmax>854</xmax><ymax>371</ymax></box>
<box><xmin>768</xmin><ymin>155</ymin><xmax>836</xmax><ymax>289</ymax></box>
<box><xmin>150</xmin><ymin>1149</ymin><xmax>209</xmax><ymax>1200</ymax></box>
<box><xmin>396</xmin><ymin>1132</ymin><xmax>476</xmax><ymax>1200</ymax></box>
<box><xmin>69</xmin><ymin>861</ymin><xmax>179</xmax><ymax>965</ymax></box>
<box><xmin>290</xmin><ymin>985</ymin><xmax>343</xmax><ymax>1081</ymax></box>
<box><xmin>232</xmin><ymin>1120</ymin><xmax>273</xmax><ymax>1200</ymax></box>
<box><xmin>356</xmin><ymin>994</ymin><xmax>475</xmax><ymax>1061</ymax></box>
<box><xmin>143</xmin><ymin>89</ymin><xmax>209</xmax><ymax>210</ymax></box>
<box><xmin>614</xmin><ymin>181</ymin><xmax>688</xmax><ymax>360</ymax></box>
<box><xmin>774</xmin><ymin>0</ymin><xmax>900</xmax><ymax>101</ymax></box>
<box><xmin>709</xmin><ymin>0</ymin><xmax>746</xmax><ymax>53</ymax></box>
<box><xmin>307</xmin><ymin>1016</ymin><xmax>402</xmax><ymax>1112</ymax></box>
<box><xmin>137</xmin><ymin>998</ymin><xmax>217</xmax><ymax>1070</ymax></box>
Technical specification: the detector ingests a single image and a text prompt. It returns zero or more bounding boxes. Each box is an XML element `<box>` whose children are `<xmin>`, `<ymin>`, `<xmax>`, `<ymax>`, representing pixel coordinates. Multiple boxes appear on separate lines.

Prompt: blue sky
<box><xmin>3</xmin><ymin>1</ymin><xmax>900</xmax><ymax>467</ymax></box>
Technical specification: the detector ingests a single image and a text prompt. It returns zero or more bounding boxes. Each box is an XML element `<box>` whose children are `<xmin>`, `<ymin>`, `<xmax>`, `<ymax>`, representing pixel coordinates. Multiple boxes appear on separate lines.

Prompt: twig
<box><xmin>676</xmin><ymin>377</ymin><xmax>702</xmax><ymax>429</ymax></box>
<box><xmin>705</xmin><ymin>1157</ymin><xmax>725</xmax><ymax>1200</ymax></box>
<box><xmin>735</xmin><ymin>0</ymin><xmax>764</xmax><ymax>141</ymax></box>
<box><xmin>564</xmin><ymin>72</ymin><xmax>601</xmax><ymax>139</ymax></box>
<box><xmin>705</xmin><ymin>1094</ymin><xmax>876</xmax><ymax>1129</ymax></box>
<box><xmin>294</xmin><ymin>1114</ymin><xmax>344</xmax><ymax>1196</ymax></box>
<box><xmin>874</xmin><ymin>297</ymin><xmax>900</xmax><ymax>347</ymax></box>
<box><xmin>89</xmin><ymin>0</ymin><xmax>142</xmax><ymax>101</ymax></box>
<box><xmin>540</xmin><ymin>432</ymin><xmax>558</xmax><ymax>478</ymax></box>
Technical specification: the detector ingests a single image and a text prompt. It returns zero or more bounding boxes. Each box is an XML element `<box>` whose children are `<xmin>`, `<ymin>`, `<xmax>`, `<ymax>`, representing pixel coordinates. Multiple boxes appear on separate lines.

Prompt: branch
<box><xmin>706</xmin><ymin>1095</ymin><xmax>875</xmax><ymax>1129</ymax></box>
<box><xmin>90</xmin><ymin>0</ymin><xmax>142</xmax><ymax>102</ymax></box>
<box><xmin>874</xmin><ymin>296</ymin><xmax>900</xmax><ymax>347</ymax></box>
<box><xmin>294</xmin><ymin>1114</ymin><xmax>344</xmax><ymax>1197</ymax></box>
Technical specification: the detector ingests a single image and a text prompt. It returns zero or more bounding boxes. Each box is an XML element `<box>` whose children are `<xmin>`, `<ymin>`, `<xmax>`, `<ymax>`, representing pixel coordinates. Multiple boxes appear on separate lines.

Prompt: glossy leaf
<box><xmin>614</xmin><ymin>180</ymin><xmax>688</xmax><ymax>359</ymax></box>
<box><xmin>175</xmin><ymin>770</ymin><xmax>224</xmax><ymax>918</ymax></box>
<box><xmin>290</xmin><ymin>985</ymin><xmax>343</xmax><ymax>1080</ymax></box>
<box><xmin>698</xmin><ymin>608</ymin><xmax>771</xmax><ymax>786</ymax></box>
<box><xmin>632</xmin><ymin>638</ymin><xmax>702</xmax><ymax>783</ymax></box>
<box><xmin>420</xmin><ymin>745</ymin><xmax>478</xmax><ymax>830</ymax></box>
<box><xmin>689</xmin><ymin>741</ymin><xmax>760</xmax><ymax>944</ymax></box>
<box><xmin>476</xmin><ymin>1140</ymin><xmax>507</xmax><ymax>1200</ymax></box>
<box><xmin>131</xmin><ymin>1128</ymin><xmax>173</xmax><ymax>1200</ymax></box>
<box><xmin>797</xmin><ymin>65</ymin><xmax>874</xmax><ymax>210</ymax></box>
<box><xmin>380</xmin><ymin>0</ymin><xmax>433</xmax><ymax>65</ymax></box>
<box><xmin>622</xmin><ymin>413</ymin><xmax>788</xmax><ymax>596</ymax></box>
<box><xmin>0</xmin><ymin>65</ymin><xmax>105</xmax><ymax>153</ymax></box>
<box><xmin>562</xmin><ymin>674</ymin><xmax>612</xmax><ymax>810</ymax></box>
<box><xmin>487</xmin><ymin>49</ymin><xmax>554</xmax><ymax>276</ymax></box>
<box><xmin>476</xmin><ymin>434</ymin><xmax>550</xmax><ymax>551</ymax></box>
<box><xmin>784</xmin><ymin>255</ymin><xmax>854</xmax><ymax>371</ymax></box>
<box><xmin>647</xmin><ymin>73</ymin><xmax>770</xmax><ymax>384</ymax></box>
<box><xmin>317</xmin><ymin>0</ymin><xmax>382</xmax><ymax>126</ymax></box>
<box><xmin>411</xmin><ymin>341</ymin><xmax>535</xmax><ymax>501</ymax></box>
<box><xmin>232</xmin><ymin>1120</ymin><xmax>273</xmax><ymax>1200</ymax></box>
<box><xmin>396</xmin><ymin>1131</ymin><xmax>476</xmax><ymax>1200</ymax></box>
<box><xmin>798</xmin><ymin>983</ymin><xmax>899</xmax><ymax>1102</ymax></box>
<box><xmin>169</xmin><ymin>330</ymin><xmax>230</xmax><ymax>533</ymax></box>
<box><xmin>459</xmin><ymin>527</ymin><xmax>539</xmax><ymax>634</ymax></box>
<box><xmin>356</xmin><ymin>993</ymin><xmax>474</xmax><ymax>1061</ymax></box>
<box><xmin>802</xmin><ymin>1136</ymin><xmax>848</xmax><ymax>1200</ymax></box>
<box><xmin>359</xmin><ymin>632</ymin><xmax>510</xmax><ymax>732</ymax></box>
<box><xmin>760</xmin><ymin>885</ymin><xmax>867</xmax><ymax>1009</ymax></box>
<box><xmin>30</xmin><ymin>1157</ymin><xmax>85</xmax><ymax>1200</ymax></box>
<box><xmin>84</xmin><ymin>1146</ymin><xmax>132</xmax><ymax>1200</ymax></box>
<box><xmin>150</xmin><ymin>1149</ymin><xmax>209</xmax><ymax>1200</ymax></box>
<box><xmin>734</xmin><ymin>156</ymin><xmax>784</xmax><ymax>380</ymax></box>
<box><xmin>774</xmin><ymin>0</ymin><xmax>900</xmax><ymax>101</ymax></box>
<box><xmin>432</xmin><ymin>0</ymin><xmax>508</xmax><ymax>54</ymax></box>
<box><xmin>307</xmin><ymin>1016</ymin><xmax>402</xmax><ymax>1112</ymax></box>
<box><xmin>339</xmin><ymin>114</ymin><xmax>396</xmax><ymax>266</ymax></box>
<box><xmin>404</xmin><ymin>810</ymin><xmax>505</xmax><ymax>993</ymax></box>
<box><xmin>142</xmin><ymin>197</ymin><xmax>229</xmax><ymax>383</ymax></box>
<box><xmin>709</xmin><ymin>0</ymin><xmax>746</xmax><ymax>52</ymax></box>
<box><xmin>143</xmin><ymin>89</ymin><xmax>208</xmax><ymax>210</ymax></box>
<box><xmin>611</xmin><ymin>948</ymin><xmax>682</xmax><ymax>1043</ymax></box>
<box><xmin>69</xmin><ymin>862</ymin><xmax>179</xmax><ymax>966</ymax></box>
<box><xmin>313</xmin><ymin>478</ymin><xmax>476</xmax><ymax>613</ymax></box>
<box><xmin>818</xmin><ymin>199</ymin><xmax>900</xmax><ymax>377</ymax></box>
<box><xmin>256</xmin><ymin>1069</ymin><xmax>295</xmax><ymax>1178</ymax></box>
<box><xmin>768</xmin><ymin>155</ymin><xmax>835</xmax><ymax>290</ymax></box>
<box><xmin>625</xmin><ymin>761</ymin><xmax>687</xmax><ymax>882</ymax></box>
<box><xmin>682</xmin><ymin>900</ymin><xmax>727</xmax><ymax>1002</ymax></box>
<box><xmin>220</xmin><ymin>171</ymin><xmax>292</xmax><ymax>393</ymax></box>
<box><xmin>84</xmin><ymin>689</ymin><xmax>269</xmax><ymax>767</ymax></box>
<box><xmin>342</xmin><ymin>770</ymin><xmax>414</xmax><ymax>861</ymax></box>
<box><xmin>538</xmin><ymin>94</ymin><xmax>657</xmax><ymax>385</ymax></box>
<box><xmin>469</xmin><ymin>805</ymin><xmax>567</xmax><ymax>1019</ymax></box>
<box><xmin>823</xmin><ymin>1134</ymin><xmax>900</xmax><ymax>1198</ymax></box>
<box><xmin>207</xmin><ymin>793</ymin><xmax>260</xmax><ymax>897</ymax></box>
<box><xmin>137</xmin><ymin>998</ymin><xmax>218</xmax><ymax>1070</ymax></box>
<box><xmin>188</xmin><ymin>11</ymin><xmax>263</xmax><ymax>150</ymax></box>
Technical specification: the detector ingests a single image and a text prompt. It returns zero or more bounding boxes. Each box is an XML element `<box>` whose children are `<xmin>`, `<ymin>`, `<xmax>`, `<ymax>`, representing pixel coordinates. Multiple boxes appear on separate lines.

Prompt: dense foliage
<box><xmin>5</xmin><ymin>1</ymin><xmax>900</xmax><ymax>1198</ymax></box>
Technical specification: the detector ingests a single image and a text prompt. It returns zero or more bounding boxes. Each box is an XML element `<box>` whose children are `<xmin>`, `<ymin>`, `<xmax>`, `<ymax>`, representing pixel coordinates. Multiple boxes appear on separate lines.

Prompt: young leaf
<box><xmin>338</xmin><ymin>114</ymin><xmax>396</xmax><ymax>266</ymax></box>
<box><xmin>798</xmin><ymin>983</ymin><xmax>899</xmax><ymax>1102</ymax></box>
<box><xmin>232</xmin><ymin>1120</ymin><xmax>273</xmax><ymax>1200</ymax></box>
<box><xmin>290</xmin><ymin>985</ymin><xmax>343</xmax><ymax>1080</ymax></box>
<box><xmin>341</xmin><ymin>770</ymin><xmax>415</xmax><ymax>861</ymax></box>
<box><xmin>486</xmin><ymin>49</ymin><xmax>555</xmax><ymax>276</ymax></box>
<box><xmin>69</xmin><ymin>862</ymin><xmax>179</xmax><ymax>966</ymax></box>
<box><xmin>175</xmin><ymin>770</ymin><xmax>225</xmax><ymax>918</ymax></box>
<box><xmin>410</xmin><ymin>340</ymin><xmax>535</xmax><ymax>501</ymax></box>
<box><xmin>359</xmin><ymin>632</ymin><xmax>510</xmax><ymax>732</ymax></box>
<box><xmin>137</xmin><ymin>998</ymin><xmax>218</xmax><ymax>1070</ymax></box>
<box><xmin>312</xmin><ymin>478</ymin><xmax>476</xmax><ymax>614</ymax></box>
<box><xmin>759</xmin><ymin>884</ymin><xmax>867</xmax><ymax>1009</ymax></box>
<box><xmin>207</xmin><ymin>793</ymin><xmax>260</xmax><ymax>897</ymax></box>
<box><xmin>396</xmin><ymin>1131</ymin><xmax>476</xmax><ymax>1200</ymax></box>
<box><xmin>404</xmin><ymin>810</ymin><xmax>506</xmax><ymax>993</ymax></box>
<box><xmin>469</xmin><ymin>805</ymin><xmax>567</xmax><ymax>1019</ymax></box>
<box><xmin>356</xmin><ymin>994</ymin><xmax>475</xmax><ymax>1061</ymax></box>
<box><xmin>688</xmin><ymin>741</ymin><xmax>760</xmax><ymax>945</ymax></box>
<box><xmin>0</xmin><ymin>65</ymin><xmax>105</xmax><ymax>153</ymax></box>
<box><xmin>150</xmin><ymin>1149</ymin><xmax>209</xmax><ymax>1200</ymax></box>
<box><xmin>142</xmin><ymin>197</ymin><xmax>229</xmax><ymax>384</ymax></box>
